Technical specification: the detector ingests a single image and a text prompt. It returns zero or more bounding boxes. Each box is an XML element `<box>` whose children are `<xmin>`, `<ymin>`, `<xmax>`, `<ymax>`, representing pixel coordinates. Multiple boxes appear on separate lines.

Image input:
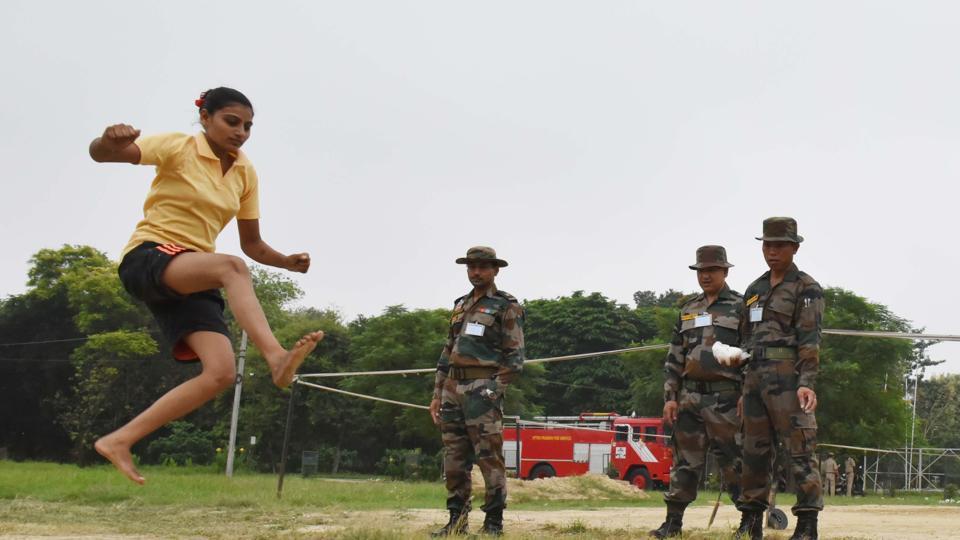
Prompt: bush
<box><xmin>377</xmin><ymin>448</ymin><xmax>442</xmax><ymax>481</ymax></box>
<box><xmin>144</xmin><ymin>421</ymin><xmax>215</xmax><ymax>466</ymax></box>
<box><xmin>944</xmin><ymin>484</ymin><xmax>959</xmax><ymax>501</ymax></box>
<box><xmin>315</xmin><ymin>445</ymin><xmax>360</xmax><ymax>473</ymax></box>
<box><xmin>206</xmin><ymin>445</ymin><xmax>254</xmax><ymax>473</ymax></box>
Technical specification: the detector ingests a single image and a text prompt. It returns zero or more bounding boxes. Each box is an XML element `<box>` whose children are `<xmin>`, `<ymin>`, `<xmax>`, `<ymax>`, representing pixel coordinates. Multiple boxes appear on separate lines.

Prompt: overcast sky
<box><xmin>1</xmin><ymin>1</ymin><xmax>957</xmax><ymax>375</ymax></box>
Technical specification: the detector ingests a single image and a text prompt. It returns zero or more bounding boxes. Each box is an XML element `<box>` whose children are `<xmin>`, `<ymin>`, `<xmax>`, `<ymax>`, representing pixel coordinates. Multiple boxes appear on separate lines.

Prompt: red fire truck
<box><xmin>502</xmin><ymin>413</ymin><xmax>673</xmax><ymax>489</ymax></box>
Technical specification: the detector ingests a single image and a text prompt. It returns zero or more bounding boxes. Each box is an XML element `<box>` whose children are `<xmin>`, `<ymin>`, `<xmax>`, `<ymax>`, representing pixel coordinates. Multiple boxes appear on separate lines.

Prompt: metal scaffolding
<box><xmin>819</xmin><ymin>443</ymin><xmax>960</xmax><ymax>492</ymax></box>
<box><xmin>860</xmin><ymin>447</ymin><xmax>960</xmax><ymax>492</ymax></box>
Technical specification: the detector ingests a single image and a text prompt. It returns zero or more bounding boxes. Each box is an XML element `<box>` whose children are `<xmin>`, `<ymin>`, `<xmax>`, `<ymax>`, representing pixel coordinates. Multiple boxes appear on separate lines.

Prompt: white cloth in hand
<box><xmin>712</xmin><ymin>341</ymin><xmax>749</xmax><ymax>366</ymax></box>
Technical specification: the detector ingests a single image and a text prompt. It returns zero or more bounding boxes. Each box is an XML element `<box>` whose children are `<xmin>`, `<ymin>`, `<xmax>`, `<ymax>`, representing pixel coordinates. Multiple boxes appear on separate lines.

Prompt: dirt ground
<box><xmin>298</xmin><ymin>504</ymin><xmax>960</xmax><ymax>539</ymax></box>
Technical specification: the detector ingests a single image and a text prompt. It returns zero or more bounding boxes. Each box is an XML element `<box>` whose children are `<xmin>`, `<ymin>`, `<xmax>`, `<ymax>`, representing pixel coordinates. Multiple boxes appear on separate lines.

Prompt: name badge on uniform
<box><xmin>694</xmin><ymin>313</ymin><xmax>712</xmax><ymax>328</ymax></box>
<box><xmin>750</xmin><ymin>306</ymin><xmax>763</xmax><ymax>323</ymax></box>
<box><xmin>465</xmin><ymin>322</ymin><xmax>485</xmax><ymax>336</ymax></box>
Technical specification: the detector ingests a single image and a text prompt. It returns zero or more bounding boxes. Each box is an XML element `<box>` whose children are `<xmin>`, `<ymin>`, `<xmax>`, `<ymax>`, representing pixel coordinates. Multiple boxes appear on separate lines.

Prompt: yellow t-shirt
<box><xmin>122</xmin><ymin>132</ymin><xmax>260</xmax><ymax>256</ymax></box>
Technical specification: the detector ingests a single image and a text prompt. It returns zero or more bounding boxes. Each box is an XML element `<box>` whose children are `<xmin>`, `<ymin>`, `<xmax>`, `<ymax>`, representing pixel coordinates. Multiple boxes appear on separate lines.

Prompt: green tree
<box><xmin>633</xmin><ymin>289</ymin><xmax>687</xmax><ymax>308</ymax></box>
<box><xmin>525</xmin><ymin>291</ymin><xmax>656</xmax><ymax>415</ymax></box>
<box><xmin>0</xmin><ymin>245</ymin><xmax>156</xmax><ymax>461</ymax></box>
<box><xmin>341</xmin><ymin>306</ymin><xmax>451</xmax><ymax>466</ymax></box>
<box><xmin>0</xmin><ymin>291</ymin><xmax>77</xmax><ymax>459</ymax></box>
<box><xmin>916</xmin><ymin>374</ymin><xmax>960</xmax><ymax>448</ymax></box>
<box><xmin>26</xmin><ymin>245</ymin><xmax>112</xmax><ymax>298</ymax></box>
<box><xmin>816</xmin><ymin>287</ymin><xmax>914</xmax><ymax>447</ymax></box>
<box><xmin>624</xmin><ymin>300</ymin><xmax>681</xmax><ymax>418</ymax></box>
<box><xmin>622</xmin><ymin>347</ymin><xmax>671</xmax><ymax>418</ymax></box>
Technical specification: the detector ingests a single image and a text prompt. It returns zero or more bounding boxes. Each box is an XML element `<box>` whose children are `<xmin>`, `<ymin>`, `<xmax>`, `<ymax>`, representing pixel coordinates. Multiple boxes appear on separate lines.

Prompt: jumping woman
<box><xmin>89</xmin><ymin>87</ymin><xmax>323</xmax><ymax>484</ymax></box>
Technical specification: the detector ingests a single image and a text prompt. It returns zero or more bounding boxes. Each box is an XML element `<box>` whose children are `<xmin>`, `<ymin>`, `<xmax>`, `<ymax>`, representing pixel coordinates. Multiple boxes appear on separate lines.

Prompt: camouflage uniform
<box><xmin>738</xmin><ymin>218</ymin><xmax>825</xmax><ymax>520</ymax></box>
<box><xmin>663</xmin><ymin>283</ymin><xmax>744</xmax><ymax>507</ymax></box>
<box><xmin>433</xmin><ymin>248</ymin><xmax>525</xmax><ymax>519</ymax></box>
<box><xmin>652</xmin><ymin>246</ymin><xmax>745</xmax><ymax>539</ymax></box>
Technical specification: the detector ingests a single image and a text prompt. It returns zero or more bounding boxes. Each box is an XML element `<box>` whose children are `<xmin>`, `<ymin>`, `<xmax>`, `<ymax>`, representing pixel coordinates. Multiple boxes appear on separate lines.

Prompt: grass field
<box><xmin>0</xmin><ymin>461</ymin><xmax>954</xmax><ymax>539</ymax></box>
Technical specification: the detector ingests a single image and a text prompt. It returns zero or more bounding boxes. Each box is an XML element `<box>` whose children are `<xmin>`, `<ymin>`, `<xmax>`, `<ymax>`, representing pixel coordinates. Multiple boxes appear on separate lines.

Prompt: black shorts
<box><xmin>118</xmin><ymin>241</ymin><xmax>231</xmax><ymax>362</ymax></box>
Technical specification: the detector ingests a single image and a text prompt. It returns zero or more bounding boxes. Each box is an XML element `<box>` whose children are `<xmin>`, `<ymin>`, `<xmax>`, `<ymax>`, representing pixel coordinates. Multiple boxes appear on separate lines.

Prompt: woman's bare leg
<box><xmin>160</xmin><ymin>252</ymin><xmax>322</xmax><ymax>387</ymax></box>
<box><xmin>95</xmin><ymin>331</ymin><xmax>237</xmax><ymax>484</ymax></box>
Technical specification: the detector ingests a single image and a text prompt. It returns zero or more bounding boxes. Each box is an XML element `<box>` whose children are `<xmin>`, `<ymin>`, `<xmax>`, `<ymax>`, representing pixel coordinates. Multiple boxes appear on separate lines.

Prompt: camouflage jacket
<box><xmin>741</xmin><ymin>263</ymin><xmax>824</xmax><ymax>389</ymax></box>
<box><xmin>433</xmin><ymin>286</ymin><xmax>525</xmax><ymax>400</ymax></box>
<box><xmin>663</xmin><ymin>285</ymin><xmax>744</xmax><ymax>403</ymax></box>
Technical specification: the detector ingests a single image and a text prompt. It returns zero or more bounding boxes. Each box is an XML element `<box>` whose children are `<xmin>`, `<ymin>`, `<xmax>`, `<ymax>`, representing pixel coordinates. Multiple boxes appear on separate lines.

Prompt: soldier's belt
<box><xmin>753</xmin><ymin>346</ymin><xmax>798</xmax><ymax>360</ymax></box>
<box><xmin>448</xmin><ymin>366</ymin><xmax>497</xmax><ymax>380</ymax></box>
<box><xmin>683</xmin><ymin>379</ymin><xmax>741</xmax><ymax>394</ymax></box>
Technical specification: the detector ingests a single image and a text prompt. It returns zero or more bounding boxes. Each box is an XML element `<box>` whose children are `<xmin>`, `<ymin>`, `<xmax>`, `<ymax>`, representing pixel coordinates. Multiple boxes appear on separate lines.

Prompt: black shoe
<box><xmin>431</xmin><ymin>509</ymin><xmax>469</xmax><ymax>537</ymax></box>
<box><xmin>479</xmin><ymin>510</ymin><xmax>503</xmax><ymax>536</ymax></box>
<box><xmin>735</xmin><ymin>511</ymin><xmax>763</xmax><ymax>540</ymax></box>
<box><xmin>648</xmin><ymin>511</ymin><xmax>683</xmax><ymax>538</ymax></box>
<box><xmin>788</xmin><ymin>513</ymin><xmax>818</xmax><ymax>540</ymax></box>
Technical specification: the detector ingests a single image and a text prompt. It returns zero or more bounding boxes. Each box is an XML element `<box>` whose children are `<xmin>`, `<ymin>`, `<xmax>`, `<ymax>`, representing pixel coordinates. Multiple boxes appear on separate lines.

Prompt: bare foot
<box><xmin>272</xmin><ymin>330</ymin><xmax>324</xmax><ymax>388</ymax></box>
<box><xmin>95</xmin><ymin>435</ymin><xmax>145</xmax><ymax>485</ymax></box>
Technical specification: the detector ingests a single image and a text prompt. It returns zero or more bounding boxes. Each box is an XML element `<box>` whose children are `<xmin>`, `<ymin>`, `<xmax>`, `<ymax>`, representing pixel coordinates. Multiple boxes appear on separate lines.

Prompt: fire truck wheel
<box><xmin>625</xmin><ymin>467</ymin><xmax>652</xmax><ymax>490</ymax></box>
<box><xmin>528</xmin><ymin>463</ymin><xmax>556</xmax><ymax>480</ymax></box>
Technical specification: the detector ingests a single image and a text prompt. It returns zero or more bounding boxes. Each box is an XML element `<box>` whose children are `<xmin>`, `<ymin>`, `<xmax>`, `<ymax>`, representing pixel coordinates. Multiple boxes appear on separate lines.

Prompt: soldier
<box><xmin>650</xmin><ymin>246</ymin><xmax>746</xmax><ymax>539</ymax></box>
<box><xmin>844</xmin><ymin>455</ymin><xmax>857</xmax><ymax>497</ymax></box>
<box><xmin>821</xmin><ymin>453</ymin><xmax>838</xmax><ymax>497</ymax></box>
<box><xmin>735</xmin><ymin>217</ymin><xmax>825</xmax><ymax>540</ymax></box>
<box><xmin>428</xmin><ymin>246</ymin><xmax>525</xmax><ymax>536</ymax></box>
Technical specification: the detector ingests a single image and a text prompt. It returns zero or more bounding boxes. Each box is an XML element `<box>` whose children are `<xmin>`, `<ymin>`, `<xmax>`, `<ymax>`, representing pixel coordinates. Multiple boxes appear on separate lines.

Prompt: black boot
<box><xmin>649</xmin><ymin>503</ymin><xmax>685</xmax><ymax>538</ymax></box>
<box><xmin>479</xmin><ymin>509</ymin><xmax>503</xmax><ymax>536</ymax></box>
<box><xmin>431</xmin><ymin>509</ymin><xmax>469</xmax><ymax>537</ymax></box>
<box><xmin>788</xmin><ymin>512</ymin><xmax>818</xmax><ymax>540</ymax></box>
<box><xmin>735</xmin><ymin>511</ymin><xmax>763</xmax><ymax>540</ymax></box>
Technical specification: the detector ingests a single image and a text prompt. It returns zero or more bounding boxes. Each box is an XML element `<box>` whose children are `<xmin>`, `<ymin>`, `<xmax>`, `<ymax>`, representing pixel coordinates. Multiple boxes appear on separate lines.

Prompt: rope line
<box><xmin>0</xmin><ymin>337</ymin><xmax>90</xmax><ymax>347</ymax></box>
<box><xmin>817</xmin><ymin>443</ymin><xmax>899</xmax><ymax>455</ymax></box>
<box><xmin>294</xmin><ymin>378</ymin><xmax>671</xmax><ymax>439</ymax></box>
<box><xmin>297</xmin><ymin>343</ymin><xmax>670</xmax><ymax>379</ymax></box>
<box><xmin>822</xmin><ymin>329</ymin><xmax>960</xmax><ymax>341</ymax></box>
<box><xmin>295</xmin><ymin>379</ymin><xmax>430</xmax><ymax>410</ymax></box>
<box><xmin>539</xmin><ymin>379</ymin><xmax>620</xmax><ymax>392</ymax></box>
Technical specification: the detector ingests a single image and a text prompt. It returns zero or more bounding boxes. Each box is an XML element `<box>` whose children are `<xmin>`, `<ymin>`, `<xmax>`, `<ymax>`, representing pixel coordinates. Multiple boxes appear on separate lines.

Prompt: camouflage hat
<box><xmin>756</xmin><ymin>216</ymin><xmax>804</xmax><ymax>243</ymax></box>
<box><xmin>689</xmin><ymin>245</ymin><xmax>734</xmax><ymax>270</ymax></box>
<box><xmin>455</xmin><ymin>246</ymin><xmax>508</xmax><ymax>267</ymax></box>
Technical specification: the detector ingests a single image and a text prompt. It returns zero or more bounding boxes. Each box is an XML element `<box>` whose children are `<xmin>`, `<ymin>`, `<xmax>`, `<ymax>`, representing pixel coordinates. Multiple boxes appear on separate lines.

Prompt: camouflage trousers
<box><xmin>738</xmin><ymin>359</ymin><xmax>823</xmax><ymax>515</ymax></box>
<box><xmin>664</xmin><ymin>387</ymin><xmax>742</xmax><ymax>506</ymax></box>
<box><xmin>439</xmin><ymin>377</ymin><xmax>506</xmax><ymax>513</ymax></box>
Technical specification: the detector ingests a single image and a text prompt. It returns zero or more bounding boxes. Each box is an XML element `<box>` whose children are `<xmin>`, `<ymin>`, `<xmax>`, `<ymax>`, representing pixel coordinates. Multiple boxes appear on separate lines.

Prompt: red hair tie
<box><xmin>195</xmin><ymin>91</ymin><xmax>208</xmax><ymax>109</ymax></box>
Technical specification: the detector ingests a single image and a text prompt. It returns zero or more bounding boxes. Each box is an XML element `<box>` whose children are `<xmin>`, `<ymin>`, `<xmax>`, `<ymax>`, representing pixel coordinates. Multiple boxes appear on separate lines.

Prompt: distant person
<box><xmin>736</xmin><ymin>217</ymin><xmax>825</xmax><ymax>540</ymax></box>
<box><xmin>88</xmin><ymin>87</ymin><xmax>323</xmax><ymax>485</ymax></box>
<box><xmin>845</xmin><ymin>455</ymin><xmax>857</xmax><ymax>496</ymax></box>
<box><xmin>650</xmin><ymin>246</ymin><xmax>746</xmax><ymax>539</ymax></box>
<box><xmin>428</xmin><ymin>247</ymin><xmax>525</xmax><ymax>536</ymax></box>
<box><xmin>821</xmin><ymin>453</ymin><xmax>838</xmax><ymax>497</ymax></box>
